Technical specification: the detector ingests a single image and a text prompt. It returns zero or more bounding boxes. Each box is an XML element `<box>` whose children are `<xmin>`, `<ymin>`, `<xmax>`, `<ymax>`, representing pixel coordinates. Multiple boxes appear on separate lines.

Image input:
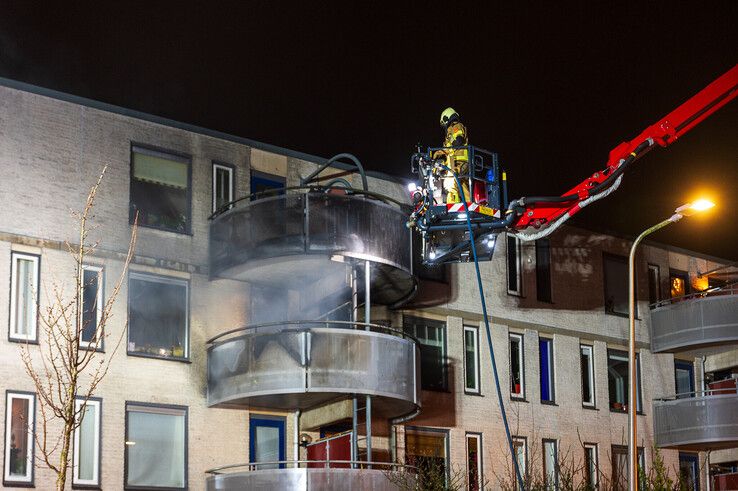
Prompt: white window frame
<box><xmin>512</xmin><ymin>436</ymin><xmax>527</xmax><ymax>489</ymax></box>
<box><xmin>464</xmin><ymin>325</ymin><xmax>481</xmax><ymax>394</ymax></box>
<box><xmin>543</xmin><ymin>438</ymin><xmax>559</xmax><ymax>490</ymax></box>
<box><xmin>79</xmin><ymin>265</ymin><xmax>104</xmax><ymax>350</ymax></box>
<box><xmin>212</xmin><ymin>162</ymin><xmax>234</xmax><ymax>213</ymax></box>
<box><xmin>580</xmin><ymin>344</ymin><xmax>595</xmax><ymax>407</ymax></box>
<box><xmin>4</xmin><ymin>391</ymin><xmax>35</xmax><ymax>484</ymax></box>
<box><xmin>510</xmin><ymin>333</ymin><xmax>525</xmax><ymax>399</ymax></box>
<box><xmin>507</xmin><ymin>235</ymin><xmax>523</xmax><ymax>295</ymax></box>
<box><xmin>73</xmin><ymin>398</ymin><xmax>101</xmax><ymax>487</ymax></box>
<box><xmin>584</xmin><ymin>443</ymin><xmax>599</xmax><ymax>489</ymax></box>
<box><xmin>9</xmin><ymin>252</ymin><xmax>40</xmax><ymax>342</ymax></box>
<box><xmin>466</xmin><ymin>432</ymin><xmax>483</xmax><ymax>490</ymax></box>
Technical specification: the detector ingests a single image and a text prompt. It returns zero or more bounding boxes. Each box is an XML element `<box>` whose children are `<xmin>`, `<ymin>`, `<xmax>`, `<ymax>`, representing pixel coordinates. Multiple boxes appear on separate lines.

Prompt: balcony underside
<box><xmin>206</xmin><ymin>468</ymin><xmax>411</xmax><ymax>491</ymax></box>
<box><xmin>654</xmin><ymin>394</ymin><xmax>738</xmax><ymax>451</ymax></box>
<box><xmin>650</xmin><ymin>292</ymin><xmax>738</xmax><ymax>353</ymax></box>
<box><xmin>208</xmin><ymin>326</ymin><xmax>420</xmax><ymax>419</ymax></box>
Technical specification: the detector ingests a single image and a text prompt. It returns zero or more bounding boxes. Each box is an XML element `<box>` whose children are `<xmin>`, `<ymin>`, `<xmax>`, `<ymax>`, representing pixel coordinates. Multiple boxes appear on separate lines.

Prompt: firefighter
<box><xmin>434</xmin><ymin>107</ymin><xmax>470</xmax><ymax>203</ymax></box>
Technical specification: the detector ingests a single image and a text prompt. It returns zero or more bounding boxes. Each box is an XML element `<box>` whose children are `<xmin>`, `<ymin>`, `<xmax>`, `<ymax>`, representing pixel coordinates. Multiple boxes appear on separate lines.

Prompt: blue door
<box><xmin>674</xmin><ymin>360</ymin><xmax>695</xmax><ymax>399</ymax></box>
<box><xmin>249</xmin><ymin>416</ymin><xmax>286</xmax><ymax>469</ymax></box>
<box><xmin>679</xmin><ymin>453</ymin><xmax>700</xmax><ymax>491</ymax></box>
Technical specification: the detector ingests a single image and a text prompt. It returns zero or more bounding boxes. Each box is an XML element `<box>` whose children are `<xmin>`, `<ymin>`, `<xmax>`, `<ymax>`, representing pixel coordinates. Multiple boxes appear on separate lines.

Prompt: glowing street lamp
<box><xmin>627</xmin><ymin>199</ymin><xmax>715</xmax><ymax>491</ymax></box>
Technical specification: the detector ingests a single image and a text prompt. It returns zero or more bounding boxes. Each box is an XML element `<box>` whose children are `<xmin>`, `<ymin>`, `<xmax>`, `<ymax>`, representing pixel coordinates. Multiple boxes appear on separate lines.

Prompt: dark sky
<box><xmin>1</xmin><ymin>2</ymin><xmax>736</xmax><ymax>260</ymax></box>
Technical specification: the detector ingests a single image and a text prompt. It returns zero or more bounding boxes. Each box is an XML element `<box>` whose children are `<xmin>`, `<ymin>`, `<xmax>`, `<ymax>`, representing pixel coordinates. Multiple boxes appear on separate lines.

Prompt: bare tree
<box><xmin>19</xmin><ymin>167</ymin><xmax>137</xmax><ymax>490</ymax></box>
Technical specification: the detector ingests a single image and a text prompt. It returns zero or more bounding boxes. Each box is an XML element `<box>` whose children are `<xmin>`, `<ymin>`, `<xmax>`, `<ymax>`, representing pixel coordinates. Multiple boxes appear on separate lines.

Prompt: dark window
<box><xmin>128</xmin><ymin>273</ymin><xmax>188</xmax><ymax>360</ymax></box>
<box><xmin>607</xmin><ymin>349</ymin><xmax>642</xmax><ymax>412</ymax></box>
<box><xmin>403</xmin><ymin>316</ymin><xmax>447</xmax><ymax>391</ymax></box>
<box><xmin>536</xmin><ymin>239</ymin><xmax>552</xmax><ymax>302</ymax></box>
<box><xmin>581</xmin><ymin>345</ymin><xmax>595</xmax><ymax>407</ymax></box>
<box><xmin>466</xmin><ymin>433</ymin><xmax>483</xmax><ymax>491</ymax></box>
<box><xmin>675</xmin><ymin>360</ymin><xmax>695</xmax><ymax>398</ymax></box>
<box><xmin>4</xmin><ymin>392</ymin><xmax>35</xmax><ymax>485</ymax></box>
<box><xmin>130</xmin><ymin>145</ymin><xmax>191</xmax><ymax>234</ymax></box>
<box><xmin>81</xmin><ymin>266</ymin><xmax>103</xmax><ymax>349</ymax></box>
<box><xmin>603</xmin><ymin>253</ymin><xmax>631</xmax><ymax>316</ymax></box>
<box><xmin>678</xmin><ymin>453</ymin><xmax>700</xmax><ymax>491</ymax></box>
<box><xmin>539</xmin><ymin>338</ymin><xmax>555</xmax><ymax>403</ymax></box>
<box><xmin>670</xmin><ymin>269</ymin><xmax>690</xmax><ymax>298</ymax></box>
<box><xmin>510</xmin><ymin>333</ymin><xmax>525</xmax><ymax>399</ymax></box>
<box><xmin>612</xmin><ymin>445</ymin><xmax>644</xmax><ymax>491</ymax></box>
<box><xmin>212</xmin><ymin>162</ymin><xmax>234</xmax><ymax>213</ymax></box>
<box><xmin>507</xmin><ymin>235</ymin><xmax>522</xmax><ymax>295</ymax></box>
<box><xmin>647</xmin><ymin>264</ymin><xmax>660</xmax><ymax>306</ymax></box>
<box><xmin>250</xmin><ymin>170</ymin><xmax>285</xmax><ymax>200</ymax></box>
<box><xmin>464</xmin><ymin>325</ymin><xmax>480</xmax><ymax>393</ymax></box>
<box><xmin>584</xmin><ymin>443</ymin><xmax>598</xmax><ymax>489</ymax></box>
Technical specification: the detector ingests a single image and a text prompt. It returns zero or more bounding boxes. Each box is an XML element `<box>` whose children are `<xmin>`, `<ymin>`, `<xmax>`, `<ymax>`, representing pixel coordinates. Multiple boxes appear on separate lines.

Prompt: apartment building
<box><xmin>1</xmin><ymin>78</ymin><xmax>736</xmax><ymax>490</ymax></box>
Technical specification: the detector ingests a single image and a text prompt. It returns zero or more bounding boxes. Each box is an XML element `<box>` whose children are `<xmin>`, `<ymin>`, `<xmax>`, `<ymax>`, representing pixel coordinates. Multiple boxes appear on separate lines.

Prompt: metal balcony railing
<box><xmin>649</xmin><ymin>285</ymin><xmax>738</xmax><ymax>353</ymax></box>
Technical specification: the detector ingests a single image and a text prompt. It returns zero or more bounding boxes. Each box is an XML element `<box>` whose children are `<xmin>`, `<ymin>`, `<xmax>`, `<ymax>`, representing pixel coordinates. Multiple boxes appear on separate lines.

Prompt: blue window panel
<box><xmin>539</xmin><ymin>339</ymin><xmax>554</xmax><ymax>402</ymax></box>
<box><xmin>250</xmin><ymin>172</ymin><xmax>285</xmax><ymax>199</ymax></box>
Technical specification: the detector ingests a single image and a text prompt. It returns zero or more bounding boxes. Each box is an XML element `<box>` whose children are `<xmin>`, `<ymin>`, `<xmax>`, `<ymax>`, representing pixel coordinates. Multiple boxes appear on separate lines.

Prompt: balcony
<box><xmin>207</xmin><ymin>322</ymin><xmax>420</xmax><ymax>419</ymax></box>
<box><xmin>649</xmin><ymin>286</ymin><xmax>738</xmax><ymax>353</ymax></box>
<box><xmin>206</xmin><ymin>461</ymin><xmax>414</xmax><ymax>491</ymax></box>
<box><xmin>653</xmin><ymin>388</ymin><xmax>738</xmax><ymax>451</ymax></box>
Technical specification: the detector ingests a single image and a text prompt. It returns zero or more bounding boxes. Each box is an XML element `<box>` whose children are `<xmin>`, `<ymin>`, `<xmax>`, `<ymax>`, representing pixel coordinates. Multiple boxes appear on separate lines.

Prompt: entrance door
<box><xmin>675</xmin><ymin>360</ymin><xmax>695</xmax><ymax>399</ymax></box>
<box><xmin>679</xmin><ymin>453</ymin><xmax>700</xmax><ymax>491</ymax></box>
<box><xmin>249</xmin><ymin>416</ymin><xmax>286</xmax><ymax>470</ymax></box>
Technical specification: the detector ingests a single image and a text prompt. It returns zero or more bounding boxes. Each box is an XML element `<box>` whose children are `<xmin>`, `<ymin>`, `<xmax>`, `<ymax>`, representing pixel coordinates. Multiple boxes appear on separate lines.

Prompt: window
<box><xmin>543</xmin><ymin>439</ymin><xmax>559</xmax><ymax>490</ymax></box>
<box><xmin>250</xmin><ymin>415</ymin><xmax>286</xmax><ymax>470</ymax></box>
<box><xmin>80</xmin><ymin>265</ymin><xmax>103</xmax><ymax>350</ymax></box>
<box><xmin>464</xmin><ymin>325</ymin><xmax>480</xmax><ymax>393</ymax></box>
<box><xmin>536</xmin><ymin>239</ymin><xmax>552</xmax><ymax>302</ymax></box>
<box><xmin>4</xmin><ymin>392</ymin><xmax>35</xmax><ymax>485</ymax></box>
<box><xmin>507</xmin><ymin>235</ymin><xmax>522</xmax><ymax>295</ymax></box>
<box><xmin>9</xmin><ymin>252</ymin><xmax>40</xmax><ymax>342</ymax></box>
<box><xmin>73</xmin><ymin>398</ymin><xmax>101</xmax><ymax>487</ymax></box>
<box><xmin>675</xmin><ymin>360</ymin><xmax>695</xmax><ymax>399</ymax></box>
<box><xmin>512</xmin><ymin>437</ymin><xmax>527</xmax><ymax>490</ymax></box>
<box><xmin>539</xmin><ymin>338</ymin><xmax>555</xmax><ymax>403</ymax></box>
<box><xmin>510</xmin><ymin>333</ymin><xmax>525</xmax><ymax>399</ymax></box>
<box><xmin>670</xmin><ymin>269</ymin><xmax>690</xmax><ymax>298</ymax></box>
<box><xmin>405</xmin><ymin>427</ymin><xmax>449</xmax><ymax>487</ymax></box>
<box><xmin>403</xmin><ymin>316</ymin><xmax>447</xmax><ymax>391</ymax></box>
<box><xmin>607</xmin><ymin>350</ymin><xmax>642</xmax><ymax>412</ymax></box>
<box><xmin>125</xmin><ymin>403</ymin><xmax>187</xmax><ymax>489</ymax></box>
<box><xmin>647</xmin><ymin>264</ymin><xmax>660</xmax><ymax>306</ymax></box>
<box><xmin>584</xmin><ymin>443</ymin><xmax>598</xmax><ymax>489</ymax></box>
<box><xmin>612</xmin><ymin>445</ymin><xmax>644</xmax><ymax>491</ymax></box>
<box><xmin>603</xmin><ymin>253</ymin><xmax>630</xmax><ymax>316</ymax></box>
<box><xmin>466</xmin><ymin>433</ymin><xmax>483</xmax><ymax>491</ymax></box>
<box><xmin>679</xmin><ymin>452</ymin><xmax>699</xmax><ymax>491</ymax></box>
<box><xmin>250</xmin><ymin>170</ymin><xmax>285</xmax><ymax>200</ymax></box>
<box><xmin>128</xmin><ymin>273</ymin><xmax>189</xmax><ymax>360</ymax></box>
<box><xmin>212</xmin><ymin>162</ymin><xmax>234</xmax><ymax>213</ymax></box>
<box><xmin>130</xmin><ymin>145</ymin><xmax>191</xmax><ymax>234</ymax></box>
<box><xmin>580</xmin><ymin>345</ymin><xmax>595</xmax><ymax>407</ymax></box>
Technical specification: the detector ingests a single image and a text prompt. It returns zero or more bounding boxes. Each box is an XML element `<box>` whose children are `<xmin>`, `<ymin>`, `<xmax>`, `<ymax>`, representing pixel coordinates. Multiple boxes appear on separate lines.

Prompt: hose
<box><xmin>301</xmin><ymin>152</ymin><xmax>369</xmax><ymax>191</ymax></box>
<box><xmin>442</xmin><ymin>164</ymin><xmax>526</xmax><ymax>490</ymax></box>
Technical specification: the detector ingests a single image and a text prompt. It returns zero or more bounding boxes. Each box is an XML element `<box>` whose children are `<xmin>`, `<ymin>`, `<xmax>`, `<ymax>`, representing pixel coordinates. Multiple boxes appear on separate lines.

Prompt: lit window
<box><xmin>603</xmin><ymin>253</ymin><xmax>631</xmax><ymax>316</ymax></box>
<box><xmin>647</xmin><ymin>264</ymin><xmax>660</xmax><ymax>306</ymax></box>
<box><xmin>510</xmin><ymin>333</ymin><xmax>525</xmax><ymax>399</ymax></box>
<box><xmin>4</xmin><ymin>392</ymin><xmax>35</xmax><ymax>485</ymax></box>
<box><xmin>539</xmin><ymin>338</ymin><xmax>555</xmax><ymax>403</ymax></box>
<box><xmin>580</xmin><ymin>345</ymin><xmax>595</xmax><ymax>407</ymax></box>
<box><xmin>73</xmin><ymin>398</ymin><xmax>101</xmax><ymax>487</ymax></box>
<box><xmin>128</xmin><ymin>273</ymin><xmax>189</xmax><ymax>360</ymax></box>
<box><xmin>507</xmin><ymin>235</ymin><xmax>522</xmax><ymax>295</ymax></box>
<box><xmin>542</xmin><ymin>439</ymin><xmax>559</xmax><ymax>490</ymax></box>
<box><xmin>466</xmin><ymin>433</ymin><xmax>483</xmax><ymax>491</ymax></box>
<box><xmin>464</xmin><ymin>325</ymin><xmax>480</xmax><ymax>393</ymax></box>
<box><xmin>403</xmin><ymin>317</ymin><xmax>447</xmax><ymax>391</ymax></box>
<box><xmin>584</xmin><ymin>443</ymin><xmax>598</xmax><ymax>489</ymax></box>
<box><xmin>670</xmin><ymin>270</ymin><xmax>690</xmax><ymax>298</ymax></box>
<box><xmin>9</xmin><ymin>252</ymin><xmax>40</xmax><ymax>342</ymax></box>
<box><xmin>607</xmin><ymin>350</ymin><xmax>642</xmax><ymax>412</ymax></box>
<box><xmin>130</xmin><ymin>145</ymin><xmax>191</xmax><ymax>234</ymax></box>
<box><xmin>125</xmin><ymin>403</ymin><xmax>187</xmax><ymax>489</ymax></box>
<box><xmin>212</xmin><ymin>162</ymin><xmax>234</xmax><ymax>213</ymax></box>
<box><xmin>80</xmin><ymin>265</ymin><xmax>103</xmax><ymax>350</ymax></box>
<box><xmin>536</xmin><ymin>239</ymin><xmax>552</xmax><ymax>302</ymax></box>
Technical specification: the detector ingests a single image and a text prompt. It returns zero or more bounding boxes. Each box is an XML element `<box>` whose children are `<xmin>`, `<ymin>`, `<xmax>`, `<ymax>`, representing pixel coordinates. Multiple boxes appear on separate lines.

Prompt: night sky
<box><xmin>1</xmin><ymin>2</ymin><xmax>736</xmax><ymax>260</ymax></box>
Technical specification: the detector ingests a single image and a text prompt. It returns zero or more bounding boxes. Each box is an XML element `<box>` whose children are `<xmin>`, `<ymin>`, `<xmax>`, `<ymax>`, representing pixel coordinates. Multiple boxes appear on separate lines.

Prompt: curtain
<box><xmin>127</xmin><ymin>410</ymin><xmax>185</xmax><ymax>487</ymax></box>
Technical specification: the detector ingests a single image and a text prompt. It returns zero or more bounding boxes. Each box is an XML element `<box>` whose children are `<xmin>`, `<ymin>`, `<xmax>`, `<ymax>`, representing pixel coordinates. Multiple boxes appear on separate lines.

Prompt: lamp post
<box><xmin>627</xmin><ymin>199</ymin><xmax>715</xmax><ymax>491</ymax></box>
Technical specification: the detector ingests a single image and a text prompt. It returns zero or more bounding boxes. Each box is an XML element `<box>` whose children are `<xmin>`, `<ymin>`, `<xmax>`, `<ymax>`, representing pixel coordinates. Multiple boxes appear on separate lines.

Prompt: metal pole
<box><xmin>351</xmin><ymin>265</ymin><xmax>359</xmax><ymax>469</ymax></box>
<box><xmin>365</xmin><ymin>260</ymin><xmax>372</xmax><ymax>467</ymax></box>
<box><xmin>628</xmin><ymin>216</ymin><xmax>679</xmax><ymax>491</ymax></box>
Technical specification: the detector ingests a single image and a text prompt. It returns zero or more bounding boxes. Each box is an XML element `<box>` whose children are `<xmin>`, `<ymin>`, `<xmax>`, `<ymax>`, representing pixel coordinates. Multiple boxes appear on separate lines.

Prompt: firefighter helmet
<box><xmin>440</xmin><ymin>107</ymin><xmax>460</xmax><ymax>129</ymax></box>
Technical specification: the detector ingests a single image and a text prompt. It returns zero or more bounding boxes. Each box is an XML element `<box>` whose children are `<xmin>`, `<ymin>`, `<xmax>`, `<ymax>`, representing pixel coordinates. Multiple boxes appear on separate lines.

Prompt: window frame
<box><xmin>539</xmin><ymin>337</ymin><xmax>555</xmax><ymax>404</ymax></box>
<box><xmin>124</xmin><ymin>401</ymin><xmax>188</xmax><ymax>490</ymax></box>
<box><xmin>509</xmin><ymin>333</ymin><xmax>526</xmax><ymax>400</ymax></box>
<box><xmin>249</xmin><ymin>414</ymin><xmax>287</xmax><ymax>469</ymax></box>
<box><xmin>127</xmin><ymin>272</ymin><xmax>190</xmax><ymax>362</ymax></box>
<box><xmin>463</xmin><ymin>325</ymin><xmax>481</xmax><ymax>394</ymax></box>
<box><xmin>607</xmin><ymin>349</ymin><xmax>642</xmax><ymax>413</ymax></box>
<box><xmin>542</xmin><ymin>438</ymin><xmax>559</xmax><ymax>490</ymax></box>
<box><xmin>647</xmin><ymin>263</ymin><xmax>661</xmax><ymax>306</ymax></box>
<box><xmin>674</xmin><ymin>360</ymin><xmax>696</xmax><ymax>399</ymax></box>
<box><xmin>465</xmin><ymin>432</ymin><xmax>483</xmax><ymax>491</ymax></box>
<box><xmin>506</xmin><ymin>235</ymin><xmax>523</xmax><ymax>296</ymax></box>
<box><xmin>211</xmin><ymin>161</ymin><xmax>235</xmax><ymax>213</ymax></box>
<box><xmin>583</xmin><ymin>442</ymin><xmax>599</xmax><ymax>489</ymax></box>
<box><xmin>404</xmin><ymin>426</ymin><xmax>450</xmax><ymax>485</ymax></box>
<box><xmin>72</xmin><ymin>397</ymin><xmax>102</xmax><ymax>488</ymax></box>
<box><xmin>250</xmin><ymin>169</ymin><xmax>286</xmax><ymax>200</ymax></box>
<box><xmin>9</xmin><ymin>252</ymin><xmax>41</xmax><ymax>343</ymax></box>
<box><xmin>535</xmin><ymin>238</ymin><xmax>552</xmax><ymax>303</ymax></box>
<box><xmin>3</xmin><ymin>390</ymin><xmax>36</xmax><ymax>486</ymax></box>
<box><xmin>129</xmin><ymin>143</ymin><xmax>192</xmax><ymax>235</ymax></box>
<box><xmin>669</xmin><ymin>269</ymin><xmax>691</xmax><ymax>298</ymax></box>
<box><xmin>512</xmin><ymin>436</ymin><xmax>527</xmax><ymax>488</ymax></box>
<box><xmin>80</xmin><ymin>265</ymin><xmax>104</xmax><ymax>351</ymax></box>
<box><xmin>580</xmin><ymin>344</ymin><xmax>596</xmax><ymax>408</ymax></box>
<box><xmin>611</xmin><ymin>444</ymin><xmax>645</xmax><ymax>488</ymax></box>
<box><xmin>603</xmin><ymin>252</ymin><xmax>633</xmax><ymax>317</ymax></box>
<box><xmin>403</xmin><ymin>316</ymin><xmax>448</xmax><ymax>391</ymax></box>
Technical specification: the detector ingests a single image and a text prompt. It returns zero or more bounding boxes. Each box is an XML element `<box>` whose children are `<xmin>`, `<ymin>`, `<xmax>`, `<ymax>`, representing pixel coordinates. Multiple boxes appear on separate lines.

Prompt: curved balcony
<box><xmin>207</xmin><ymin>321</ymin><xmax>420</xmax><ymax>419</ymax></box>
<box><xmin>649</xmin><ymin>286</ymin><xmax>738</xmax><ymax>353</ymax></box>
<box><xmin>209</xmin><ymin>189</ymin><xmax>416</xmax><ymax>306</ymax></box>
<box><xmin>206</xmin><ymin>461</ymin><xmax>415</xmax><ymax>491</ymax></box>
<box><xmin>653</xmin><ymin>388</ymin><xmax>738</xmax><ymax>451</ymax></box>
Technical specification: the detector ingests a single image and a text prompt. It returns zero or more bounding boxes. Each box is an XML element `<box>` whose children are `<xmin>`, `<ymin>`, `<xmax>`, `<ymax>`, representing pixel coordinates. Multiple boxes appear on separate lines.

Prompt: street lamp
<box><xmin>628</xmin><ymin>199</ymin><xmax>715</xmax><ymax>491</ymax></box>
